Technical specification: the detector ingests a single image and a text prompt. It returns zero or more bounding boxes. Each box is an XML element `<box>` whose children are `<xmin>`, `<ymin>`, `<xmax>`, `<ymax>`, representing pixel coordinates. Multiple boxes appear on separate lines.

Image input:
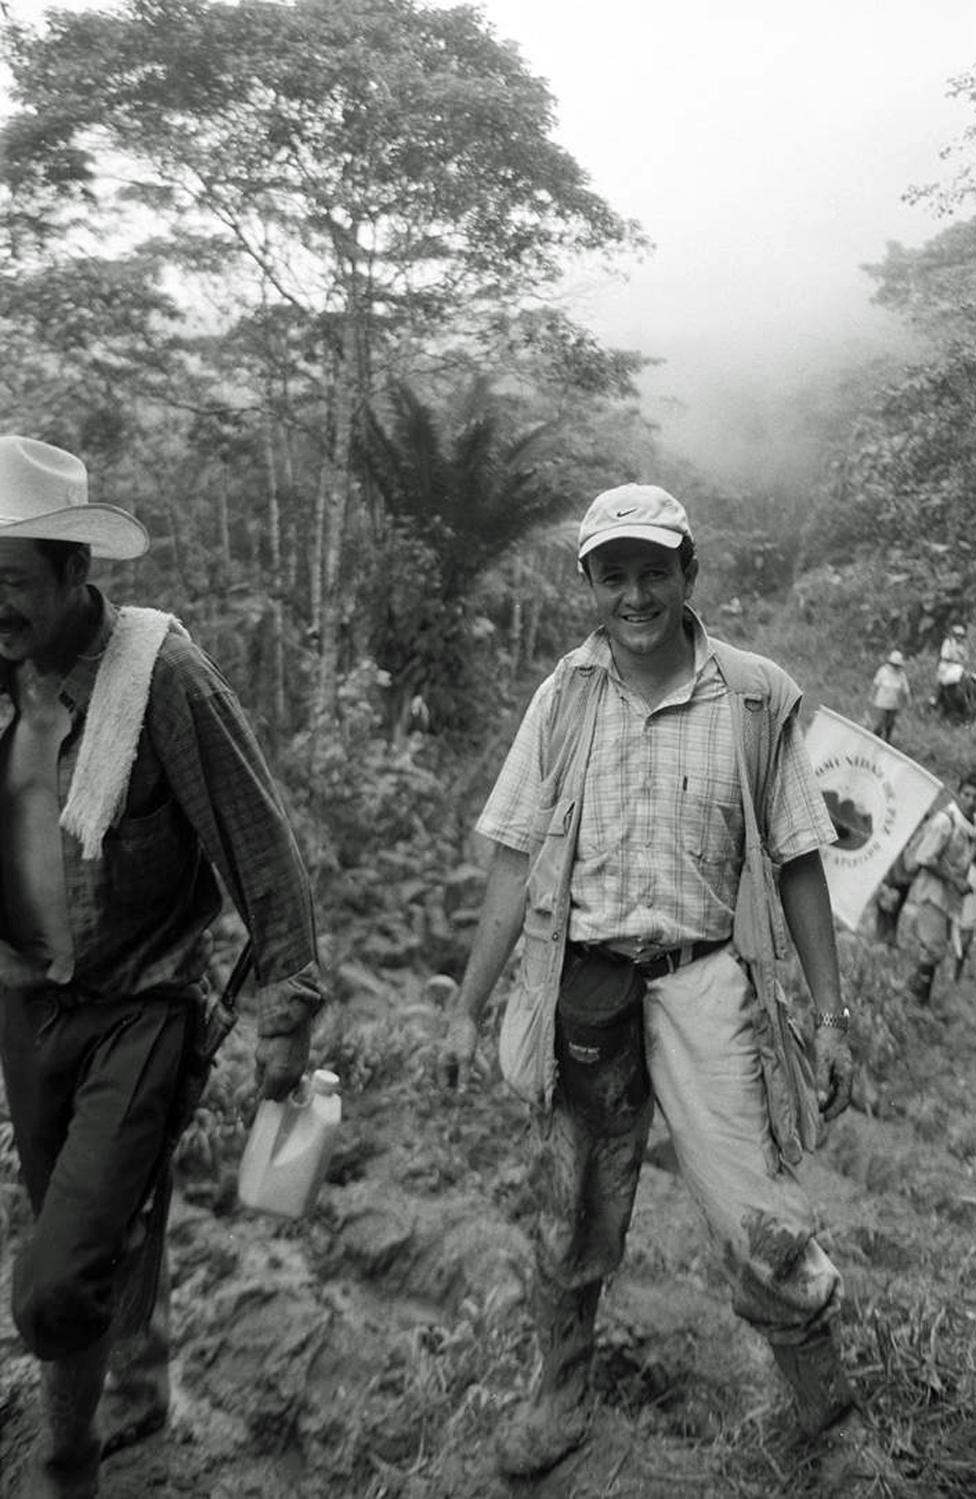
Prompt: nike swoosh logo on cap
<box><xmin>614</xmin><ymin>507</ymin><xmax>638</xmax><ymax>517</ymax></box>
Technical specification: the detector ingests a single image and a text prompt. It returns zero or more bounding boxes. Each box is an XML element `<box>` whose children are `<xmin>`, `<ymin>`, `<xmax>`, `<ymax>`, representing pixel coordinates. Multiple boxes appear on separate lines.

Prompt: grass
<box><xmin>5</xmin><ymin>584</ymin><xmax>976</xmax><ymax>1497</ymax></box>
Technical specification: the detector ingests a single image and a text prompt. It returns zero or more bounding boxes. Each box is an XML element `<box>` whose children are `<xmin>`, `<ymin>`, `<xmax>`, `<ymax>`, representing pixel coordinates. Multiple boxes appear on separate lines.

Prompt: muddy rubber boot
<box><xmin>772</xmin><ymin>1329</ymin><xmax>856</xmax><ymax>1437</ymax></box>
<box><xmin>817</xmin><ymin>1407</ymin><xmax>900</xmax><ymax>1495</ymax></box>
<box><xmin>99</xmin><ymin>1258</ymin><xmax>171</xmax><ymax>1456</ymax></box>
<box><xmin>772</xmin><ymin>1330</ymin><xmax>897</xmax><ymax>1495</ymax></box>
<box><xmin>496</xmin><ymin>1279</ymin><xmax>600</xmax><ymax>1479</ymax></box>
<box><xmin>25</xmin><ymin>1336</ymin><xmax>111</xmax><ymax>1499</ymax></box>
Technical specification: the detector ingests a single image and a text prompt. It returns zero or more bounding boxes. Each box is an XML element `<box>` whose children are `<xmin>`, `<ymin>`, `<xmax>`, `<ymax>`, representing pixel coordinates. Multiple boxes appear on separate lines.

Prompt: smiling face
<box><xmin>586</xmin><ymin>538</ymin><xmax>698</xmax><ymax>667</ymax></box>
<box><xmin>958</xmin><ymin>781</ymin><xmax>976</xmax><ymax>822</ymax></box>
<box><xmin>0</xmin><ymin>537</ymin><xmax>90</xmax><ymax>670</ymax></box>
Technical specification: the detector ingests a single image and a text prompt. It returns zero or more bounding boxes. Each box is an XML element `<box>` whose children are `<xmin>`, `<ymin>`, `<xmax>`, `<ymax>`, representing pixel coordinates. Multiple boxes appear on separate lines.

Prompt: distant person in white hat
<box><xmin>935</xmin><ymin>621</ymin><xmax>972</xmax><ymax>721</ymax></box>
<box><xmin>440</xmin><ymin>483</ymin><xmax>892</xmax><ymax>1489</ymax></box>
<box><xmin>866</xmin><ymin>647</ymin><xmax>911</xmax><ymax>743</ymax></box>
<box><xmin>0</xmin><ymin>436</ymin><xmax>327</xmax><ymax>1497</ymax></box>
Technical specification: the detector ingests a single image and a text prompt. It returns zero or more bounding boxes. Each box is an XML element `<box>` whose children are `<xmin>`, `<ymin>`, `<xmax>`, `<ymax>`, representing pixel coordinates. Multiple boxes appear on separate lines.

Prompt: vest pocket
<box><xmin>527</xmin><ymin>797</ymin><xmax>576</xmax><ymax>917</ymax></box>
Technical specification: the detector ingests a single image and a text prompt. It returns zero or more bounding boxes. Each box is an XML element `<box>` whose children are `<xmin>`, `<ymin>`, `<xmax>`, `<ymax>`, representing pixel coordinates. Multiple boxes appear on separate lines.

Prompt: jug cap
<box><xmin>311</xmin><ymin>1068</ymin><xmax>340</xmax><ymax>1095</ymax></box>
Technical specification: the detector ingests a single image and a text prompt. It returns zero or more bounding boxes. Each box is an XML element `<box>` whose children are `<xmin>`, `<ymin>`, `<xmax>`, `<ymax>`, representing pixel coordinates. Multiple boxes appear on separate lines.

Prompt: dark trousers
<box><xmin>0</xmin><ymin>984</ymin><xmax>189</xmax><ymax>1361</ymax></box>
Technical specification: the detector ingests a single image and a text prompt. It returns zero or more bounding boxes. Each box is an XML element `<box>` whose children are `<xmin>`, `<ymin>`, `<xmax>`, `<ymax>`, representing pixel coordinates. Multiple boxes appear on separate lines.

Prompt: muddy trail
<box><xmin>3</xmin><ymin>936</ymin><xmax>976</xmax><ymax>1499</ymax></box>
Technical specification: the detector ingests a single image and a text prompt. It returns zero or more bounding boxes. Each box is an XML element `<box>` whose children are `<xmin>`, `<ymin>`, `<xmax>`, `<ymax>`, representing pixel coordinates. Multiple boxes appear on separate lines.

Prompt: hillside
<box><xmin>2</xmin><ymin>590</ymin><xmax>976</xmax><ymax>1499</ymax></box>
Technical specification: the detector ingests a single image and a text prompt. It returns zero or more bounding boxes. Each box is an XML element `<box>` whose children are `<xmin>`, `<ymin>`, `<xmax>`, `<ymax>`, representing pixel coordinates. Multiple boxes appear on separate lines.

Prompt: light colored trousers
<box><xmin>910</xmin><ymin>898</ymin><xmax>952</xmax><ymax>966</ymax></box>
<box><xmin>531</xmin><ymin>945</ymin><xmax>842</xmax><ymax>1347</ymax></box>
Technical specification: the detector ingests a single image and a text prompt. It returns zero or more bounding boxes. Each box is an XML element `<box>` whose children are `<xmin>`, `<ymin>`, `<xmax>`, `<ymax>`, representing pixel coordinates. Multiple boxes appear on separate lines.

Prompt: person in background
<box><xmin>935</xmin><ymin>623</ymin><xmax>970</xmax><ymax>722</ymax></box>
<box><xmin>440</xmin><ymin>482</ymin><xmax>891</xmax><ymax>1495</ymax></box>
<box><xmin>951</xmin><ymin>861</ymin><xmax>976</xmax><ymax>984</ymax></box>
<box><xmin>873</xmin><ymin>844</ymin><xmax>915</xmax><ymax>949</ymax></box>
<box><xmin>902</xmin><ymin>772</ymin><xmax>976</xmax><ymax>1007</ymax></box>
<box><xmin>866</xmin><ymin>647</ymin><xmax>910</xmax><ymax>743</ymax></box>
<box><xmin>0</xmin><ymin>435</ymin><xmax>327</xmax><ymax>1499</ymax></box>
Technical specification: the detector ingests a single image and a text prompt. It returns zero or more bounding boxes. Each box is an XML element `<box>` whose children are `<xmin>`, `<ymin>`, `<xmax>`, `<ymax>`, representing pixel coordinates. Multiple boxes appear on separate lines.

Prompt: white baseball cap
<box><xmin>578</xmin><ymin>483</ymin><xmax>692</xmax><ymax>562</ymax></box>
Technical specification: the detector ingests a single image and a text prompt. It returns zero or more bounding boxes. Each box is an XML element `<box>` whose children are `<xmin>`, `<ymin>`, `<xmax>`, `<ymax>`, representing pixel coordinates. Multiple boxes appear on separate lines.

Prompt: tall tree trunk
<box><xmin>309</xmin><ymin>457</ymin><xmax>327</xmax><ymax>684</ymax></box>
<box><xmin>281</xmin><ymin>434</ymin><xmax>298</xmax><ymax>597</ymax></box>
<box><xmin>263</xmin><ymin>420</ymin><xmax>286</xmax><ymax>743</ymax></box>
<box><xmin>315</xmin><ymin>454</ymin><xmax>350</xmax><ymax>726</ymax></box>
<box><xmin>525</xmin><ymin>593</ymin><xmax>542</xmax><ymax>667</ymax></box>
<box><xmin>217</xmin><ymin>461</ymin><xmax>231</xmax><ymax>567</ymax></box>
<box><xmin>314</xmin><ymin>298</ymin><xmax>360</xmax><ymax>726</ymax></box>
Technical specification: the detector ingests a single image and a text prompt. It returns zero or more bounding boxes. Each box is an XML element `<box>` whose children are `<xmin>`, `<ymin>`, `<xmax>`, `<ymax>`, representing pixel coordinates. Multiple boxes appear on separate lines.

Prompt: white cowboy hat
<box><xmin>0</xmin><ymin>435</ymin><xmax>149</xmax><ymax>560</ymax></box>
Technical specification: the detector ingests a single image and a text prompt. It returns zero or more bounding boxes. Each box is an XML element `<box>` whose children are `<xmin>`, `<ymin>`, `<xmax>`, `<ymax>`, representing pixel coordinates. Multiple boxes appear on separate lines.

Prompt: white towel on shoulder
<box><xmin>60</xmin><ymin>606</ymin><xmax>186</xmax><ymax>859</ymax></box>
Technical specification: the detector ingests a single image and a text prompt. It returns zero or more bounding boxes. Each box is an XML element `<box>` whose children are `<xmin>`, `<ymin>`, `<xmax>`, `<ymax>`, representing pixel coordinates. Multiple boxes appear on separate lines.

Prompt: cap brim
<box><xmin>578</xmin><ymin>523</ymin><xmax>686</xmax><ymax>561</ymax></box>
<box><xmin>0</xmin><ymin>505</ymin><xmax>149</xmax><ymax>560</ymax></box>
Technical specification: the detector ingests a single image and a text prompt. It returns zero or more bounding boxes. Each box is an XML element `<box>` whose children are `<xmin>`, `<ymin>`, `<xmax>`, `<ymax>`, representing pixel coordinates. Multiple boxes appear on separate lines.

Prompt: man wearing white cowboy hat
<box><xmin>866</xmin><ymin>646</ymin><xmax>911</xmax><ymax>743</ymax></box>
<box><xmin>0</xmin><ymin>436</ymin><xmax>327</xmax><ymax>1497</ymax></box>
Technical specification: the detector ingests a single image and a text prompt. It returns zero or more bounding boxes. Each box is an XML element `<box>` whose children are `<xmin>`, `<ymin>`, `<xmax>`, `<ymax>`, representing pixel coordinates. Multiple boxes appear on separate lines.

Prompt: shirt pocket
<box><xmin>105</xmin><ymin>798</ymin><xmax>195</xmax><ymax>913</ymax></box>
<box><xmin>681</xmin><ymin>788</ymin><xmax>743</xmax><ymax>871</ymax></box>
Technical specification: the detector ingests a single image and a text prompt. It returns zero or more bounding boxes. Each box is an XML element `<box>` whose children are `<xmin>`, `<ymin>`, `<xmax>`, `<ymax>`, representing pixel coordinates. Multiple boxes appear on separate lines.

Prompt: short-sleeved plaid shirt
<box><xmin>477</xmin><ymin>617</ymin><xmax>835</xmax><ymax>948</ymax></box>
<box><xmin>910</xmin><ymin>805</ymin><xmax>975</xmax><ymax>919</ymax></box>
<box><xmin>0</xmin><ymin>589</ymin><xmax>317</xmax><ymax>996</ymax></box>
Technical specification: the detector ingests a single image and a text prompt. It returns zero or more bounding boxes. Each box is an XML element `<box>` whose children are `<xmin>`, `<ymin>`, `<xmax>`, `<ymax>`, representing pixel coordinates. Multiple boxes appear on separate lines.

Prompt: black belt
<box><xmin>569</xmin><ymin>936</ymin><xmax>729</xmax><ymax>981</ymax></box>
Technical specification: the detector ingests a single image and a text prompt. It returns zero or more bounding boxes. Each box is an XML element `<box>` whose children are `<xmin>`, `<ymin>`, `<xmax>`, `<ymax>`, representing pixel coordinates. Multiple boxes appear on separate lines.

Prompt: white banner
<box><xmin>804</xmin><ymin>707</ymin><xmax>943</xmax><ymax>929</ymax></box>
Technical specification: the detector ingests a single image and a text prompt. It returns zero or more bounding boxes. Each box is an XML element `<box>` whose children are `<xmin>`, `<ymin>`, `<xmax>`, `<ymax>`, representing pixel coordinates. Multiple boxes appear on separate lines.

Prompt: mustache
<box><xmin>0</xmin><ymin>615</ymin><xmax>26</xmax><ymax>629</ymax></box>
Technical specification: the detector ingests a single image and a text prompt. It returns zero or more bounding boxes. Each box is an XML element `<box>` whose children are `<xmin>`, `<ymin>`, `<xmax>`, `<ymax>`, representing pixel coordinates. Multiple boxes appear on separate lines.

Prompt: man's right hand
<box><xmin>439</xmin><ymin>1012</ymin><xmax>480</xmax><ymax>1092</ymax></box>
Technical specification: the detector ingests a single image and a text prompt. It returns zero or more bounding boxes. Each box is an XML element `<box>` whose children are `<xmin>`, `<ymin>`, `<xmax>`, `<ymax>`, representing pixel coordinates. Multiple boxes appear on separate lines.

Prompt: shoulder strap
<box><xmin>730</xmin><ymin>698</ymin><xmax>786</xmax><ymax>969</ymax></box>
<box><xmin>727</xmin><ymin>678</ymin><xmax>790</xmax><ymax>956</ymax></box>
<box><xmin>712</xmin><ymin>640</ymin><xmax>778</xmax><ymax>837</ymax></box>
<box><xmin>541</xmin><ymin>663</ymin><xmax>600</xmax><ymax>787</ymax></box>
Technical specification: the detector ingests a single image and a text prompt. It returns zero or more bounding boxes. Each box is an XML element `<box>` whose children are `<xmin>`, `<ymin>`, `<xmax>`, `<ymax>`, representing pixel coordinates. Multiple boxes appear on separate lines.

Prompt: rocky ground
<box><xmin>3</xmin><ymin>925</ymin><xmax>976</xmax><ymax>1498</ymax></box>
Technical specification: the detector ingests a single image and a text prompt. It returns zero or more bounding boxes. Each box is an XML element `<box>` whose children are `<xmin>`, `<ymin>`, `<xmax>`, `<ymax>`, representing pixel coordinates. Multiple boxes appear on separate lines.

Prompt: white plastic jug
<box><xmin>237</xmin><ymin>1068</ymin><xmax>341</xmax><ymax>1218</ymax></box>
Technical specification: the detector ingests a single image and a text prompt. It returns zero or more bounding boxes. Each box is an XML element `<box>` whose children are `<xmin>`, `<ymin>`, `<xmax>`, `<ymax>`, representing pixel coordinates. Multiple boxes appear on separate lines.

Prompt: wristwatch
<box><xmin>814</xmin><ymin>1007</ymin><xmax>851</xmax><ymax>1032</ymax></box>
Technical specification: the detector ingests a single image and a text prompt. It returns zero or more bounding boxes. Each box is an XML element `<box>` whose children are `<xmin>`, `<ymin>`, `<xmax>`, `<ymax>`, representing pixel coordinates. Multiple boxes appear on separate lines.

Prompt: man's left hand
<box><xmin>815</xmin><ymin>1027</ymin><xmax>855</xmax><ymax>1121</ymax></box>
<box><xmin>255</xmin><ymin>1015</ymin><xmax>313</xmax><ymax>1101</ymax></box>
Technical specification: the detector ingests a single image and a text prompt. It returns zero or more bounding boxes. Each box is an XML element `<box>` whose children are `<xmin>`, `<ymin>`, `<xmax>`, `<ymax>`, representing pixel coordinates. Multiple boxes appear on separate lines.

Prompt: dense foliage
<box><xmin>0</xmin><ymin>0</ymin><xmax>647</xmax><ymax>733</ymax></box>
<box><xmin>799</xmin><ymin>88</ymin><xmax>976</xmax><ymax>652</ymax></box>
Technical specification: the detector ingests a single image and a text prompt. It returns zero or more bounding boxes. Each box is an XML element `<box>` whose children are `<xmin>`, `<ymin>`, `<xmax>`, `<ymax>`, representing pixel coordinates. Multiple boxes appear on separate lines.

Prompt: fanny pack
<box><xmin>555</xmin><ymin>944</ymin><xmax>652</xmax><ymax>1135</ymax></box>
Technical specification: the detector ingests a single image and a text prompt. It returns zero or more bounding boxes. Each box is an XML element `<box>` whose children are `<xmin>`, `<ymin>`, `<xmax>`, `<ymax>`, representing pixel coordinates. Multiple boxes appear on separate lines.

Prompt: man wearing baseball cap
<box><xmin>441</xmin><ymin>483</ymin><xmax>890</xmax><ymax>1490</ymax></box>
<box><xmin>0</xmin><ymin>436</ymin><xmax>327</xmax><ymax>1496</ymax></box>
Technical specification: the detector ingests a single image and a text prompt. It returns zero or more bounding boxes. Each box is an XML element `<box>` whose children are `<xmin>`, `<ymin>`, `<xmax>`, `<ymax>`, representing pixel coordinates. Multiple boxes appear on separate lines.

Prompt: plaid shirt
<box><xmin>477</xmin><ymin>616</ymin><xmax>836</xmax><ymax>948</ymax></box>
<box><xmin>911</xmin><ymin>804</ymin><xmax>976</xmax><ymax>919</ymax></box>
<box><xmin>0</xmin><ymin>590</ymin><xmax>318</xmax><ymax>1006</ymax></box>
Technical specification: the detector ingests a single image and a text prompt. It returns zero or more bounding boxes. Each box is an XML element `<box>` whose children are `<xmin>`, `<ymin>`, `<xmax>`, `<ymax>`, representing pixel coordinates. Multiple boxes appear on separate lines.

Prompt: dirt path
<box><xmin>4</xmin><ymin>950</ymin><xmax>976</xmax><ymax>1497</ymax></box>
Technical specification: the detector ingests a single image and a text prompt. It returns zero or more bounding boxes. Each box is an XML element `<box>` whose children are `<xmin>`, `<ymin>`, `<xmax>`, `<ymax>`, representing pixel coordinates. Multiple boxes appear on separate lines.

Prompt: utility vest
<box><xmin>498</xmin><ymin>635</ymin><xmax>802</xmax><ymax>1115</ymax></box>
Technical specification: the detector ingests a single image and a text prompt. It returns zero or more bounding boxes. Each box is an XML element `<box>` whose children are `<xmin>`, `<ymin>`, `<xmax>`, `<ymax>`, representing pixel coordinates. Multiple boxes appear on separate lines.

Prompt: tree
<box><xmin>352</xmin><ymin>377</ymin><xmax>572</xmax><ymax>734</ymax></box>
<box><xmin>904</xmin><ymin>66</ymin><xmax>976</xmax><ymax>222</ymax></box>
<box><xmin>863</xmin><ymin>221</ymin><xmax>976</xmax><ymax>345</ymax></box>
<box><xmin>795</xmin><ymin>69</ymin><xmax>976</xmax><ymax>652</ymax></box>
<box><xmin>798</xmin><ymin>239</ymin><xmax>976</xmax><ymax>648</ymax></box>
<box><xmin>0</xmin><ymin>0</ymin><xmax>645</xmax><ymax>721</ymax></box>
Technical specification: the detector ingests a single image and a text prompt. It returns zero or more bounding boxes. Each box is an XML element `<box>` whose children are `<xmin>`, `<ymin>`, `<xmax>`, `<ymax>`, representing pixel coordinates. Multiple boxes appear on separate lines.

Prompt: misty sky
<box><xmin>4</xmin><ymin>0</ymin><xmax>976</xmax><ymax>483</ymax></box>
<box><xmin>461</xmin><ymin>0</ymin><xmax>976</xmax><ymax>482</ymax></box>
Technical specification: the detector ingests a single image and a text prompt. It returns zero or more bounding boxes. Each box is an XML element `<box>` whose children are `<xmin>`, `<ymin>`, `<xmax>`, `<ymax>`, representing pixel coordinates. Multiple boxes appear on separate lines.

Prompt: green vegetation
<box><xmin>0</xmin><ymin>0</ymin><xmax>649</xmax><ymax>737</ymax></box>
<box><xmin>5</xmin><ymin>7</ymin><xmax>976</xmax><ymax>1495</ymax></box>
